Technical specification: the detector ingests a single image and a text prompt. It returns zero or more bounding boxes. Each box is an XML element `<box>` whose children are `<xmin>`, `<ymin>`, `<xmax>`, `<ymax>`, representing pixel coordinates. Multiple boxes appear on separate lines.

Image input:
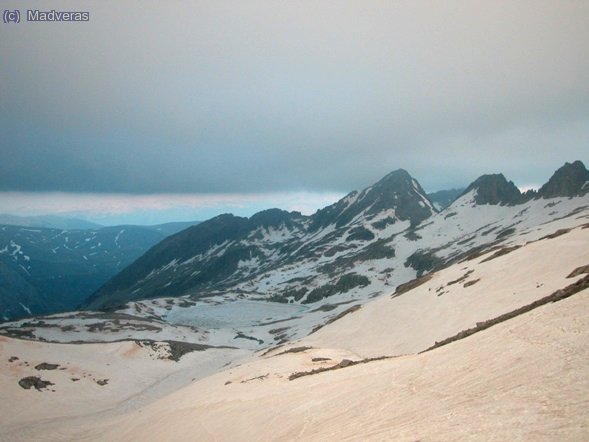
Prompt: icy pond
<box><xmin>164</xmin><ymin>300</ymin><xmax>309</xmax><ymax>329</ymax></box>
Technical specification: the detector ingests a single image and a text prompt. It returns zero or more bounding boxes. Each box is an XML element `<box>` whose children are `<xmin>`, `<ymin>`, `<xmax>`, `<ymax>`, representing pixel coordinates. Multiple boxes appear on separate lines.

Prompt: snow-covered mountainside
<box><xmin>0</xmin><ymin>222</ymin><xmax>198</xmax><ymax>321</ymax></box>
<box><xmin>3</xmin><ymin>161</ymin><xmax>587</xmax><ymax>353</ymax></box>
<box><xmin>85</xmin><ymin>162</ymin><xmax>588</xmax><ymax>315</ymax></box>
<box><xmin>1</xmin><ymin>207</ymin><xmax>587</xmax><ymax>441</ymax></box>
<box><xmin>84</xmin><ymin>169</ymin><xmax>436</xmax><ymax>310</ymax></box>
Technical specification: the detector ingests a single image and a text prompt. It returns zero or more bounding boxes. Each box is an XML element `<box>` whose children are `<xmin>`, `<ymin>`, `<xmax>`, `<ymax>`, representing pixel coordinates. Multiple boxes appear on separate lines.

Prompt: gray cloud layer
<box><xmin>1</xmin><ymin>1</ymin><xmax>588</xmax><ymax>194</ymax></box>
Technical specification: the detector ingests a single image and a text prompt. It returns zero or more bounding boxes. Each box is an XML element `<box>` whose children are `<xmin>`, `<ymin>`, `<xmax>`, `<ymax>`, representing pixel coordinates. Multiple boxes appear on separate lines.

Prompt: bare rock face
<box><xmin>537</xmin><ymin>160</ymin><xmax>589</xmax><ymax>198</ymax></box>
<box><xmin>34</xmin><ymin>362</ymin><xmax>59</xmax><ymax>370</ymax></box>
<box><xmin>460</xmin><ymin>174</ymin><xmax>522</xmax><ymax>205</ymax></box>
<box><xmin>18</xmin><ymin>376</ymin><xmax>54</xmax><ymax>391</ymax></box>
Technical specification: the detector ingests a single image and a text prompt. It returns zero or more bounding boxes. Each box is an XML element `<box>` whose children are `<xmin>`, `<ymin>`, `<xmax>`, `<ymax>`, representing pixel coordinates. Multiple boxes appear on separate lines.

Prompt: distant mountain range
<box><xmin>0</xmin><ymin>214</ymin><xmax>103</xmax><ymax>230</ymax></box>
<box><xmin>0</xmin><ymin>221</ymin><xmax>199</xmax><ymax>321</ymax></box>
<box><xmin>426</xmin><ymin>188</ymin><xmax>464</xmax><ymax>210</ymax></box>
<box><xmin>84</xmin><ymin>161</ymin><xmax>589</xmax><ymax>314</ymax></box>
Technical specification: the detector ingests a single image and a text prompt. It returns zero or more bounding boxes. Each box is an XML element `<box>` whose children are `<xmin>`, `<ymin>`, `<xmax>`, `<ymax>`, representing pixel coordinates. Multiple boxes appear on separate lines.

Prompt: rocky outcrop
<box><xmin>537</xmin><ymin>160</ymin><xmax>589</xmax><ymax>198</ymax></box>
<box><xmin>460</xmin><ymin>174</ymin><xmax>522</xmax><ymax>205</ymax></box>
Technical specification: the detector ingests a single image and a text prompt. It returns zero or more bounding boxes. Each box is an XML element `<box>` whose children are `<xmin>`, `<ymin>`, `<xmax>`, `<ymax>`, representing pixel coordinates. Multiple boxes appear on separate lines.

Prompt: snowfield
<box><xmin>0</xmin><ymin>220</ymin><xmax>588</xmax><ymax>441</ymax></box>
<box><xmin>1</xmin><ymin>162</ymin><xmax>588</xmax><ymax>441</ymax></box>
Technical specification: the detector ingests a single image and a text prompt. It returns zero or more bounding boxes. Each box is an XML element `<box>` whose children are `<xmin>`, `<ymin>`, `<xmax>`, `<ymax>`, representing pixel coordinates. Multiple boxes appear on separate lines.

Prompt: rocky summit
<box><xmin>459</xmin><ymin>173</ymin><xmax>522</xmax><ymax>205</ymax></box>
<box><xmin>537</xmin><ymin>160</ymin><xmax>589</xmax><ymax>198</ymax></box>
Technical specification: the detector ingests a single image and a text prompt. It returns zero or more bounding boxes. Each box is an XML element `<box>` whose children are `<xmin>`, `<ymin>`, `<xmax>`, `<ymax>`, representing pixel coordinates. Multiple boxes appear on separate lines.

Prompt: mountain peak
<box><xmin>461</xmin><ymin>173</ymin><xmax>522</xmax><ymax>205</ymax></box>
<box><xmin>375</xmin><ymin>168</ymin><xmax>412</xmax><ymax>183</ymax></box>
<box><xmin>310</xmin><ymin>168</ymin><xmax>435</xmax><ymax>230</ymax></box>
<box><xmin>537</xmin><ymin>160</ymin><xmax>589</xmax><ymax>198</ymax></box>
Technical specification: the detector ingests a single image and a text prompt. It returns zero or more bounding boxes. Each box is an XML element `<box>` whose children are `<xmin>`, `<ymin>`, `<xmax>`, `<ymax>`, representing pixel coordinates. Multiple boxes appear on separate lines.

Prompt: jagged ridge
<box><xmin>85</xmin><ymin>161</ymin><xmax>589</xmax><ymax>312</ymax></box>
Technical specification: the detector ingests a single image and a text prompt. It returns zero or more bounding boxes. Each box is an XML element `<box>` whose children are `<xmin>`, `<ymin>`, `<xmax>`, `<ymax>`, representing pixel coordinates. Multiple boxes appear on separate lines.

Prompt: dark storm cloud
<box><xmin>1</xmin><ymin>0</ymin><xmax>588</xmax><ymax>194</ymax></box>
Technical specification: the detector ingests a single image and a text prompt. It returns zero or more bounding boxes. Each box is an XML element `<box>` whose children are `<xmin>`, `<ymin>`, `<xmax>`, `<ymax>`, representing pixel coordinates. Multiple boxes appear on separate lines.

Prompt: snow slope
<box><xmin>1</xmin><ymin>223</ymin><xmax>587</xmax><ymax>441</ymax></box>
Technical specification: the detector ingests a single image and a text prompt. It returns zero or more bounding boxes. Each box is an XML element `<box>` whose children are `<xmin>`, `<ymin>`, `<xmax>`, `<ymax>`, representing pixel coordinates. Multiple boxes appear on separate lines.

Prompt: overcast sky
<box><xmin>1</xmin><ymin>1</ymin><xmax>588</xmax><ymax>224</ymax></box>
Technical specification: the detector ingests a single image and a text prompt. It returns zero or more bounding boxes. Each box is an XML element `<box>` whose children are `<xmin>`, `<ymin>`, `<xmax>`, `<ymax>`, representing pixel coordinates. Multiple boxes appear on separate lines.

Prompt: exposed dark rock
<box><xmin>318</xmin><ymin>240</ymin><xmax>396</xmax><ymax>279</ymax></box>
<box><xmin>18</xmin><ymin>376</ymin><xmax>54</xmax><ymax>391</ymax></box>
<box><xmin>540</xmin><ymin>228</ymin><xmax>571</xmax><ymax>240</ymax></box>
<box><xmin>234</xmin><ymin>332</ymin><xmax>264</xmax><ymax>345</ymax></box>
<box><xmin>240</xmin><ymin>373</ymin><xmax>269</xmax><ymax>383</ymax></box>
<box><xmin>537</xmin><ymin>160</ymin><xmax>589</xmax><ymax>198</ymax></box>
<box><xmin>460</xmin><ymin>174</ymin><xmax>522</xmax><ymax>205</ymax></box>
<box><xmin>481</xmin><ymin>226</ymin><xmax>499</xmax><ymax>236</ymax></box>
<box><xmin>275</xmin><ymin>346</ymin><xmax>313</xmax><ymax>356</ymax></box>
<box><xmin>303</xmin><ymin>274</ymin><xmax>370</xmax><ymax>304</ymax></box>
<box><xmin>166</xmin><ymin>341</ymin><xmax>216</xmax><ymax>361</ymax></box>
<box><xmin>338</xmin><ymin>359</ymin><xmax>353</xmax><ymax>368</ymax></box>
<box><xmin>495</xmin><ymin>227</ymin><xmax>516</xmax><ymax>239</ymax></box>
<box><xmin>35</xmin><ymin>362</ymin><xmax>59</xmax><ymax>371</ymax></box>
<box><xmin>456</xmin><ymin>236</ymin><xmax>476</xmax><ymax>245</ymax></box>
<box><xmin>289</xmin><ymin>356</ymin><xmax>389</xmax><ymax>381</ymax></box>
<box><xmin>447</xmin><ymin>270</ymin><xmax>474</xmax><ymax>286</ymax></box>
<box><xmin>480</xmin><ymin>246</ymin><xmax>521</xmax><ymax>263</ymax></box>
<box><xmin>0</xmin><ymin>328</ymin><xmax>35</xmax><ymax>339</ymax></box>
<box><xmin>257</xmin><ymin>316</ymin><xmax>302</xmax><ymax>326</ymax></box>
<box><xmin>346</xmin><ymin>226</ymin><xmax>375</xmax><ymax>242</ymax></box>
<box><xmin>404</xmin><ymin>230</ymin><xmax>422</xmax><ymax>241</ymax></box>
<box><xmin>404</xmin><ymin>250</ymin><xmax>444</xmax><ymax>277</ymax></box>
<box><xmin>309</xmin><ymin>304</ymin><xmax>361</xmax><ymax>334</ymax></box>
<box><xmin>392</xmin><ymin>273</ymin><xmax>434</xmax><ymax>298</ymax></box>
<box><xmin>567</xmin><ymin>265</ymin><xmax>589</xmax><ymax>278</ymax></box>
<box><xmin>268</xmin><ymin>327</ymin><xmax>290</xmax><ymax>335</ymax></box>
<box><xmin>463</xmin><ymin>278</ymin><xmax>480</xmax><ymax>288</ymax></box>
<box><xmin>249</xmin><ymin>208</ymin><xmax>303</xmax><ymax>230</ymax></box>
<box><xmin>371</xmin><ymin>217</ymin><xmax>396</xmax><ymax>230</ymax></box>
<box><xmin>310</xmin><ymin>304</ymin><xmax>338</xmax><ymax>312</ymax></box>
<box><xmin>269</xmin><ymin>287</ymin><xmax>307</xmax><ymax>304</ymax></box>
<box><xmin>136</xmin><ymin>340</ymin><xmax>229</xmax><ymax>361</ymax></box>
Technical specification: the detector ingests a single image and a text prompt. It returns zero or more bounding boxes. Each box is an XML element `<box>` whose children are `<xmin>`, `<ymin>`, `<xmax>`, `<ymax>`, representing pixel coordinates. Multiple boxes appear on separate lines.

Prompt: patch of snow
<box><xmin>10</xmin><ymin>240</ymin><xmax>22</xmax><ymax>258</ymax></box>
<box><xmin>115</xmin><ymin>229</ymin><xmax>125</xmax><ymax>247</ymax></box>
<box><xmin>161</xmin><ymin>259</ymin><xmax>179</xmax><ymax>272</ymax></box>
<box><xmin>19</xmin><ymin>303</ymin><xmax>32</xmax><ymax>315</ymax></box>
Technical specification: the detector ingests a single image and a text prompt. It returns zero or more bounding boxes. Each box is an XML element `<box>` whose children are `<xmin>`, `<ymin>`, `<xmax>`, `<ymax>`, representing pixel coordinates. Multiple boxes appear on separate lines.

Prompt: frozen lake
<box><xmin>164</xmin><ymin>300</ymin><xmax>308</xmax><ymax>329</ymax></box>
